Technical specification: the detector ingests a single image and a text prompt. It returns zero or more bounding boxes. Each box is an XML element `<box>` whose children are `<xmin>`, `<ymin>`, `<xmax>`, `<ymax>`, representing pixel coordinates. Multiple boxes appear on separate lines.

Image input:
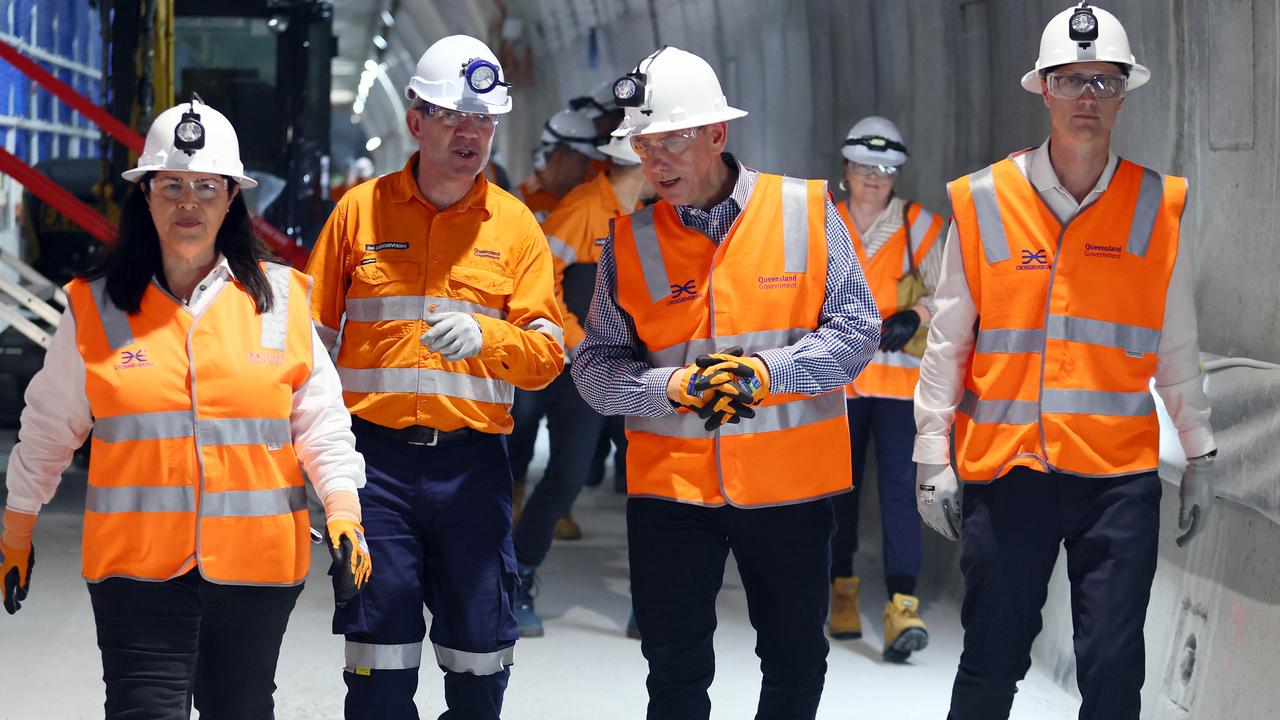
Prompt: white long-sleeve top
<box><xmin>4</xmin><ymin>257</ymin><xmax>365</xmax><ymax>515</ymax></box>
<box><xmin>913</xmin><ymin>139</ymin><xmax>1216</xmax><ymax>466</ymax></box>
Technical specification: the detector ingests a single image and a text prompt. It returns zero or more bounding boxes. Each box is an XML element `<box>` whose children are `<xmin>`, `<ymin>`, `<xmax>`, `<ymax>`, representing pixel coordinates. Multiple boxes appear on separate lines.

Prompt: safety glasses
<box><xmin>849</xmin><ymin>162</ymin><xmax>899</xmax><ymax>178</ymax></box>
<box><xmin>149</xmin><ymin>176</ymin><xmax>228</xmax><ymax>201</ymax></box>
<box><xmin>1045</xmin><ymin>72</ymin><xmax>1127</xmax><ymax>100</ymax></box>
<box><xmin>629</xmin><ymin>128</ymin><xmax>699</xmax><ymax>159</ymax></box>
<box><xmin>418</xmin><ymin>103</ymin><xmax>498</xmax><ymax>130</ymax></box>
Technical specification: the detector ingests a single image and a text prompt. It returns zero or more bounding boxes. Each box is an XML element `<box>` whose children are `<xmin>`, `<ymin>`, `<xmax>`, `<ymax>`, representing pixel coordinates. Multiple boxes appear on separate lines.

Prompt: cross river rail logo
<box><xmin>667</xmin><ymin>280</ymin><xmax>700</xmax><ymax>306</ymax></box>
<box><xmin>365</xmin><ymin>241</ymin><xmax>409</xmax><ymax>252</ymax></box>
<box><xmin>115</xmin><ymin>349</ymin><xmax>155</xmax><ymax>370</ymax></box>
<box><xmin>1017</xmin><ymin>249</ymin><xmax>1051</xmax><ymax>271</ymax></box>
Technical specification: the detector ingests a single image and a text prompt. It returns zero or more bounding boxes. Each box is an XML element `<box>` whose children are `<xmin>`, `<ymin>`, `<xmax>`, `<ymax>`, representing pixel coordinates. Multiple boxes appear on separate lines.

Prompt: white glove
<box><xmin>1176</xmin><ymin>454</ymin><xmax>1215</xmax><ymax>548</ymax></box>
<box><xmin>916</xmin><ymin>463</ymin><xmax>963</xmax><ymax>541</ymax></box>
<box><xmin>422</xmin><ymin>312</ymin><xmax>483</xmax><ymax>362</ymax></box>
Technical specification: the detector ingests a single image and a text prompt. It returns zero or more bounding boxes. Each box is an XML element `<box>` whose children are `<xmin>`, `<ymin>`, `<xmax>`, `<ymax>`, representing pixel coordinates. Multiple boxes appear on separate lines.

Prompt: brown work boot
<box><xmin>512</xmin><ymin>474</ymin><xmax>527</xmax><ymax>527</ymax></box>
<box><xmin>883</xmin><ymin>593</ymin><xmax>929</xmax><ymax>663</ymax></box>
<box><xmin>829</xmin><ymin>576</ymin><xmax>862</xmax><ymax>639</ymax></box>
<box><xmin>553</xmin><ymin>512</ymin><xmax>583</xmax><ymax>540</ymax></box>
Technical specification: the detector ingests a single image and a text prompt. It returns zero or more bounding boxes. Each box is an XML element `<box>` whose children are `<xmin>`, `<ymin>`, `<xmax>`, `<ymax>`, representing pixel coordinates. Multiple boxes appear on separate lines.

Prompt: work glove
<box><xmin>690</xmin><ymin>347</ymin><xmax>770</xmax><ymax>429</ymax></box>
<box><xmin>880</xmin><ymin>309</ymin><xmax>922</xmax><ymax>352</ymax></box>
<box><xmin>666</xmin><ymin>363</ymin><xmax>718</xmax><ymax>411</ymax></box>
<box><xmin>422</xmin><ymin>312</ymin><xmax>483</xmax><ymax>362</ymax></box>
<box><xmin>326</xmin><ymin>520</ymin><xmax>372</xmax><ymax>607</ymax></box>
<box><xmin>916</xmin><ymin>463</ymin><xmax>962</xmax><ymax>541</ymax></box>
<box><xmin>1176</xmin><ymin>454</ymin><xmax>1215</xmax><ymax>548</ymax></box>
<box><xmin>0</xmin><ymin>542</ymin><xmax>33</xmax><ymax>615</ymax></box>
<box><xmin>696</xmin><ymin>392</ymin><xmax>758</xmax><ymax>431</ymax></box>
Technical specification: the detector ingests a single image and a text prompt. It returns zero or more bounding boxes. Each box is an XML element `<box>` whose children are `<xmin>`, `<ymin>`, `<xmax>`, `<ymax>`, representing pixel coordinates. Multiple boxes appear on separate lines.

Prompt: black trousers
<box><xmin>949</xmin><ymin>468</ymin><xmax>1161</xmax><ymax>720</ymax></box>
<box><xmin>87</xmin><ymin>570</ymin><xmax>303</xmax><ymax>720</ymax></box>
<box><xmin>628</xmin><ymin>497</ymin><xmax>835</xmax><ymax>720</ymax></box>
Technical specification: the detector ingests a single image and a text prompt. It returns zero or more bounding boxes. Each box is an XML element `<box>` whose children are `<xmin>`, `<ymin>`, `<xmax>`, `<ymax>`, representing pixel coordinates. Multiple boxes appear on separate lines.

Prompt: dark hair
<box><xmin>86</xmin><ymin>173</ymin><xmax>279</xmax><ymax>315</ymax></box>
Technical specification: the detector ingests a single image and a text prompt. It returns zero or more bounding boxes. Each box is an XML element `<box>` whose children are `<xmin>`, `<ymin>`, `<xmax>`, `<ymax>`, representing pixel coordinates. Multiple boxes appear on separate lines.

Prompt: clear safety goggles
<box><xmin>149</xmin><ymin>176</ymin><xmax>228</xmax><ymax>201</ymax></box>
<box><xmin>1045</xmin><ymin>72</ymin><xmax>1127</xmax><ymax>100</ymax></box>
<box><xmin>418</xmin><ymin>103</ymin><xmax>498</xmax><ymax>129</ymax></box>
<box><xmin>629</xmin><ymin>127</ymin><xmax>699</xmax><ymax>159</ymax></box>
<box><xmin>849</xmin><ymin>162</ymin><xmax>899</xmax><ymax>178</ymax></box>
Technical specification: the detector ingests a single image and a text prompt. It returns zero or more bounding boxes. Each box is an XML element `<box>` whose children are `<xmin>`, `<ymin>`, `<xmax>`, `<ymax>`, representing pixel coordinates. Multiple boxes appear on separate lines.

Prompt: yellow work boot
<box><xmin>553</xmin><ymin>512</ymin><xmax>583</xmax><ymax>540</ymax></box>
<box><xmin>883</xmin><ymin>593</ymin><xmax>929</xmax><ymax>663</ymax></box>
<box><xmin>828</xmin><ymin>576</ymin><xmax>862</xmax><ymax>639</ymax></box>
<box><xmin>512</xmin><ymin>474</ymin><xmax>527</xmax><ymax>527</ymax></box>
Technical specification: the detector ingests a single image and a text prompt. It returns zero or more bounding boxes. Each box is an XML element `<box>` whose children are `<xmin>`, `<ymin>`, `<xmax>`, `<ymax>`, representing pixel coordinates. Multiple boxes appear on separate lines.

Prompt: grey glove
<box><xmin>1175</xmin><ymin>454</ymin><xmax>1215</xmax><ymax>548</ymax></box>
<box><xmin>916</xmin><ymin>463</ymin><xmax>962</xmax><ymax>541</ymax></box>
<box><xmin>422</xmin><ymin>312</ymin><xmax>483</xmax><ymax>362</ymax></box>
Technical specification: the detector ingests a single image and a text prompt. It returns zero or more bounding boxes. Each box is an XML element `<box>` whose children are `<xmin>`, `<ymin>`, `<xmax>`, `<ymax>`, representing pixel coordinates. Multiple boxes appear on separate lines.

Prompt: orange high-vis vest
<box><xmin>612</xmin><ymin>173</ymin><xmax>852</xmax><ymax>507</ymax></box>
<box><xmin>948</xmin><ymin>157</ymin><xmax>1186</xmax><ymax>482</ymax></box>
<box><xmin>66</xmin><ymin>263</ymin><xmax>315</xmax><ymax>585</ymax></box>
<box><xmin>837</xmin><ymin>201</ymin><xmax>944</xmax><ymax>400</ymax></box>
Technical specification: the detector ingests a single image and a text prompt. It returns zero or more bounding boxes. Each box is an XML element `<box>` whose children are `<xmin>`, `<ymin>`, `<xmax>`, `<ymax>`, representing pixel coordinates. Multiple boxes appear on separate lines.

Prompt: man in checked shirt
<box><xmin>572</xmin><ymin>46</ymin><xmax>880</xmax><ymax>720</ymax></box>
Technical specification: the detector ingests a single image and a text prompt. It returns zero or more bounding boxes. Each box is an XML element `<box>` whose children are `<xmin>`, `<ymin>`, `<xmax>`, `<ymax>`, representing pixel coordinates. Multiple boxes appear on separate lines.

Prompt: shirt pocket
<box><xmin>448</xmin><ymin>264</ymin><xmax>514</xmax><ymax>314</ymax></box>
<box><xmin>350</xmin><ymin>261</ymin><xmax>418</xmax><ymax>296</ymax></box>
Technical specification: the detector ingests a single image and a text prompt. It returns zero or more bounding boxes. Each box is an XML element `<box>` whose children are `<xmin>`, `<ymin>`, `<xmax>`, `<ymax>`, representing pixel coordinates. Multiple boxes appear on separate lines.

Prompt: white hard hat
<box><xmin>568</xmin><ymin>79</ymin><xmax>619</xmax><ymax>120</ymax></box>
<box><xmin>540</xmin><ymin>109</ymin><xmax>604</xmax><ymax>160</ymax></box>
<box><xmin>841</xmin><ymin>116</ymin><xmax>908</xmax><ymax>167</ymax></box>
<box><xmin>598</xmin><ymin>135</ymin><xmax>641</xmax><ymax>166</ymax></box>
<box><xmin>1021</xmin><ymin>2</ymin><xmax>1150</xmax><ymax>93</ymax></box>
<box><xmin>405</xmin><ymin>34</ymin><xmax>512</xmax><ymax>115</ymax></box>
<box><xmin>611</xmin><ymin>46</ymin><xmax>747</xmax><ymax>137</ymax></box>
<box><xmin>352</xmin><ymin>157</ymin><xmax>375</xmax><ymax>179</ymax></box>
<box><xmin>122</xmin><ymin>98</ymin><xmax>257</xmax><ymax>188</ymax></box>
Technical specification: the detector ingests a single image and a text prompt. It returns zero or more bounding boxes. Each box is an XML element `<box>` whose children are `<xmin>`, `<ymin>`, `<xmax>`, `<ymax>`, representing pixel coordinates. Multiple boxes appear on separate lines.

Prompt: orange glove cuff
<box><xmin>322</xmin><ymin>490</ymin><xmax>361</xmax><ymax>524</ymax></box>
<box><xmin>1</xmin><ymin>509</ymin><xmax>36</xmax><ymax>551</ymax></box>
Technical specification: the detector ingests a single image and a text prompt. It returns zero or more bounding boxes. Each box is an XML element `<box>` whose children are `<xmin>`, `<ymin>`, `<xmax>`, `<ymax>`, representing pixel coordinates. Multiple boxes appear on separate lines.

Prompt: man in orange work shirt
<box><xmin>305</xmin><ymin>35</ymin><xmax>564</xmax><ymax>720</ymax></box>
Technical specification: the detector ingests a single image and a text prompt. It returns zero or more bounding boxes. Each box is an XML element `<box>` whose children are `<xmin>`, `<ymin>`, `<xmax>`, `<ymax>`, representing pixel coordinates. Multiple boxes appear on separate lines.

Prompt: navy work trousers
<box><xmin>87</xmin><ymin>569</ymin><xmax>302</xmax><ymax>720</ymax></box>
<box><xmin>507</xmin><ymin>389</ymin><xmax>543</xmax><ymax>483</ymax></box>
<box><xmin>337</xmin><ymin>424</ymin><xmax>519</xmax><ymax>720</ymax></box>
<box><xmin>949</xmin><ymin>468</ymin><xmax>1161</xmax><ymax>720</ymax></box>
<box><xmin>514</xmin><ymin>371</ymin><xmax>606</xmax><ymax>568</ymax></box>
<box><xmin>628</xmin><ymin>497</ymin><xmax>835</xmax><ymax>720</ymax></box>
<box><xmin>830</xmin><ymin>396</ymin><xmax>922</xmax><ymax>597</ymax></box>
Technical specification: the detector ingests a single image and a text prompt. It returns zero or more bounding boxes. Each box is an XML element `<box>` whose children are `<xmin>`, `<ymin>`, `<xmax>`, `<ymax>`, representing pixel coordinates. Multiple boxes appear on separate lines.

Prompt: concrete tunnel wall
<box><xmin>356</xmin><ymin>1</ymin><xmax>1280</xmax><ymax>717</ymax></box>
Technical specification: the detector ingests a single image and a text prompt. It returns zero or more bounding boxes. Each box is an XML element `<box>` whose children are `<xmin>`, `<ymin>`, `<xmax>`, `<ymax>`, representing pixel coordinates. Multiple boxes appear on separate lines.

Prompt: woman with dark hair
<box><xmin>0</xmin><ymin>98</ymin><xmax>371</xmax><ymax>719</ymax></box>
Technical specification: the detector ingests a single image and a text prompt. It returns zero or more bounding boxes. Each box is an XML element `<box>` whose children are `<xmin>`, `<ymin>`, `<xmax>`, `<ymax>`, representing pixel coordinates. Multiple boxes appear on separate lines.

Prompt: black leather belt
<box><xmin>352</xmin><ymin>416</ymin><xmax>486</xmax><ymax>447</ymax></box>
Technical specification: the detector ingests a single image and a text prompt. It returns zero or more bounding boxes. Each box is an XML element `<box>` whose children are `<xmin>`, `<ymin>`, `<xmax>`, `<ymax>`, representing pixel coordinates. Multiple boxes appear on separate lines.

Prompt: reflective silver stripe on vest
<box><xmin>957</xmin><ymin>389</ymin><xmax>1039</xmax><ymax>425</ymax></box>
<box><xmin>199</xmin><ymin>417</ymin><xmax>292</xmax><ymax>447</ymax></box>
<box><xmin>780</xmin><ymin>176</ymin><xmax>809</xmax><ymax>274</ymax></box>
<box><xmin>317</xmin><ymin>323</ymin><xmax>340</xmax><ymax>350</ymax></box>
<box><xmin>645</xmin><ymin>328</ymin><xmax>810</xmax><ymax>368</ymax></box>
<box><xmin>202</xmin><ymin>485</ymin><xmax>307</xmax><ymax>518</ymax></box>
<box><xmin>1046</xmin><ymin>315</ymin><xmax>1161</xmax><ymax>355</ymax></box>
<box><xmin>545</xmin><ymin>234</ymin><xmax>578</xmax><ymax>266</ymax></box>
<box><xmin>95</xmin><ymin>411</ymin><xmax>193</xmax><ymax>443</ymax></box>
<box><xmin>902</xmin><ymin>209</ymin><xmax>936</xmax><ymax>275</ymax></box>
<box><xmin>345</xmin><ymin>641</ymin><xmax>423</xmax><ymax>671</ymax></box>
<box><xmin>1041</xmin><ymin>388</ymin><xmax>1155</xmax><ymax>417</ymax></box>
<box><xmin>969</xmin><ymin>165</ymin><xmax>1011</xmax><ymax>264</ymax></box>
<box><xmin>630</xmin><ymin>208</ymin><xmax>670</xmax><ymax>304</ymax></box>
<box><xmin>336</xmin><ymin>367</ymin><xmax>515</xmax><ymax>405</ymax></box>
<box><xmin>868</xmin><ymin>349</ymin><xmax>922</xmax><ymax>369</ymax></box>
<box><xmin>345</xmin><ymin>295</ymin><xmax>505</xmax><ymax>322</ymax></box>
<box><xmin>434</xmin><ymin>643</ymin><xmax>515</xmax><ymax>675</ymax></box>
<box><xmin>85</xmin><ymin>485</ymin><xmax>196</xmax><ymax>513</ymax></box>
<box><xmin>627</xmin><ymin>392</ymin><xmax>845</xmax><ymax>439</ymax></box>
<box><xmin>89</xmin><ymin>277</ymin><xmax>135</xmax><ymax>351</ymax></box>
<box><xmin>260</xmin><ymin>263</ymin><xmax>292</xmax><ymax>351</ymax></box>
<box><xmin>523</xmin><ymin>318</ymin><xmax>565</xmax><ymax>351</ymax></box>
<box><xmin>974</xmin><ymin>328</ymin><xmax>1045</xmax><ymax>354</ymax></box>
<box><xmin>1126</xmin><ymin>168</ymin><xmax>1164</xmax><ymax>257</ymax></box>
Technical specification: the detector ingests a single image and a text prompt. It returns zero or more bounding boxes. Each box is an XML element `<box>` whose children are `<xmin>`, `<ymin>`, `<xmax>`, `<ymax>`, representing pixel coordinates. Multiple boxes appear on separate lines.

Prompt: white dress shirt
<box><xmin>4</xmin><ymin>257</ymin><xmax>365</xmax><ymax>515</ymax></box>
<box><xmin>913</xmin><ymin>139</ymin><xmax>1216</xmax><ymax>467</ymax></box>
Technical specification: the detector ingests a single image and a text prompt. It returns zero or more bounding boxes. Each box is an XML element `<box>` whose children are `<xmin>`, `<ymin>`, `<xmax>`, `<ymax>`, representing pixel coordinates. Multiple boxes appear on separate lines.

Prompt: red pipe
<box><xmin>0</xmin><ymin>146</ymin><xmax>116</xmax><ymax>243</ymax></box>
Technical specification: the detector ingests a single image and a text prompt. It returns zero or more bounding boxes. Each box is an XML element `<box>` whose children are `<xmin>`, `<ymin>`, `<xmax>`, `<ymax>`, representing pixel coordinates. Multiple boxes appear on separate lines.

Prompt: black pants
<box><xmin>628</xmin><ymin>497</ymin><xmax>835</xmax><ymax>720</ymax></box>
<box><xmin>949</xmin><ymin>468</ymin><xmax>1161</xmax><ymax>720</ymax></box>
<box><xmin>87</xmin><ymin>570</ymin><xmax>303</xmax><ymax>720</ymax></box>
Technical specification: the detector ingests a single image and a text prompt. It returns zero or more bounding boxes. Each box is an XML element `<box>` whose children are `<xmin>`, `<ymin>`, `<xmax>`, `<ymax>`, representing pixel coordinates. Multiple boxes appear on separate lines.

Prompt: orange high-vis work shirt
<box><xmin>836</xmin><ymin>201</ymin><xmax>944</xmax><ymax>400</ymax></box>
<box><xmin>612</xmin><ymin>173</ymin><xmax>851</xmax><ymax>507</ymax></box>
<box><xmin>67</xmin><ymin>263</ymin><xmax>315</xmax><ymax>585</ymax></box>
<box><xmin>306</xmin><ymin>154</ymin><xmax>565</xmax><ymax>434</ymax></box>
<box><xmin>518</xmin><ymin>178</ymin><xmax>560</xmax><ymax>223</ymax></box>
<box><xmin>948</xmin><ymin>156</ymin><xmax>1186</xmax><ymax>482</ymax></box>
<box><xmin>540</xmin><ymin>172</ymin><xmax>625</xmax><ymax>351</ymax></box>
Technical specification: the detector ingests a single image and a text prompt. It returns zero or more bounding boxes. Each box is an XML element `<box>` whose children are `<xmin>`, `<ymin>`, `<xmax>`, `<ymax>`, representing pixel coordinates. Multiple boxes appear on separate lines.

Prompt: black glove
<box><xmin>2</xmin><ymin>543</ymin><xmax>33</xmax><ymax>615</ymax></box>
<box><xmin>880</xmin><ymin>309</ymin><xmax>922</xmax><ymax>352</ymax></box>
<box><xmin>696</xmin><ymin>392</ymin><xmax>758</xmax><ymax>431</ymax></box>
<box><xmin>327</xmin><ymin>535</ymin><xmax>359</xmax><ymax>608</ymax></box>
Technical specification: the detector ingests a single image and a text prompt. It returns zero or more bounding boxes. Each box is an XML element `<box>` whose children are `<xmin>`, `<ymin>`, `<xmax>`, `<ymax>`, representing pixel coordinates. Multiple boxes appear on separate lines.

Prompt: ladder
<box><xmin>0</xmin><ymin>248</ymin><xmax>65</xmax><ymax>349</ymax></box>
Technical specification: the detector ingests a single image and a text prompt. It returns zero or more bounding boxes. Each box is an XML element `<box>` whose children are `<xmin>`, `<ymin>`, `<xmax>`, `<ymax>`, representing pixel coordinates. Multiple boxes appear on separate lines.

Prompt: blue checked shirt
<box><xmin>571</xmin><ymin>154</ymin><xmax>881</xmax><ymax>417</ymax></box>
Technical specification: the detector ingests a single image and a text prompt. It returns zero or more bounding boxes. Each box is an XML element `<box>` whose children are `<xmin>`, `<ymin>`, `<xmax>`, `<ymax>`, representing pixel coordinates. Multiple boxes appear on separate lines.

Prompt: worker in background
<box><xmin>827</xmin><ymin>115</ymin><xmax>945</xmax><ymax>661</ymax></box>
<box><xmin>305</xmin><ymin>35</ymin><xmax>564</xmax><ymax>720</ymax></box>
<box><xmin>573</xmin><ymin>46</ymin><xmax>880</xmax><ymax>719</ymax></box>
<box><xmin>914</xmin><ymin>4</ymin><xmax>1216</xmax><ymax>719</ymax></box>
<box><xmin>515</xmin><ymin>108</ymin><xmax>602</xmax><ymax>222</ymax></box>
<box><xmin>569</xmin><ymin>78</ymin><xmax>627</xmax><ymax>179</ymax></box>
<box><xmin>0</xmin><ymin>99</ymin><xmax>370</xmax><ymax>719</ymax></box>
<box><xmin>512</xmin><ymin>134</ymin><xmax>653</xmax><ymax>638</ymax></box>
<box><xmin>331</xmin><ymin>156</ymin><xmax>376</xmax><ymax>200</ymax></box>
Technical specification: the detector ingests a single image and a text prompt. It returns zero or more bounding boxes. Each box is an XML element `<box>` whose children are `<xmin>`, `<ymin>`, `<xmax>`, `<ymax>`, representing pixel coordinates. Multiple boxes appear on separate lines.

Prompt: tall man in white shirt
<box><xmin>912</xmin><ymin>4</ymin><xmax>1216</xmax><ymax>719</ymax></box>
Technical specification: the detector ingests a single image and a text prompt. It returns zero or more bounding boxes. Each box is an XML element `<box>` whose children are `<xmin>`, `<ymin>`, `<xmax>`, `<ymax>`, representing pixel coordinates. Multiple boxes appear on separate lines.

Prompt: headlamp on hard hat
<box><xmin>614</xmin><ymin>46</ymin><xmax>670</xmax><ymax>114</ymax></box>
<box><xmin>173</xmin><ymin>94</ymin><xmax>206</xmax><ymax>157</ymax></box>
<box><xmin>1068</xmin><ymin>2</ymin><xmax>1099</xmax><ymax>49</ymax></box>
<box><xmin>460</xmin><ymin>57</ymin><xmax>509</xmax><ymax>94</ymax></box>
<box><xmin>843</xmin><ymin>135</ymin><xmax>909</xmax><ymax>159</ymax></box>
